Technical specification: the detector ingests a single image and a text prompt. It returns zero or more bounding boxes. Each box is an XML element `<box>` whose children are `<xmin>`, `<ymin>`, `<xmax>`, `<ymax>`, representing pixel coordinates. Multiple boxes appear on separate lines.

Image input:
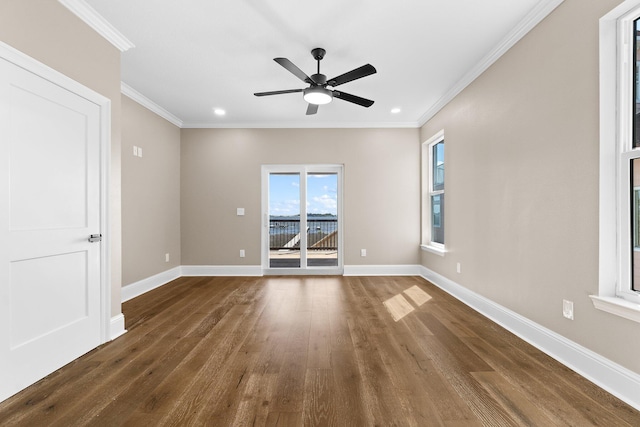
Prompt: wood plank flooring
<box><xmin>0</xmin><ymin>275</ymin><xmax>638</xmax><ymax>426</ymax></box>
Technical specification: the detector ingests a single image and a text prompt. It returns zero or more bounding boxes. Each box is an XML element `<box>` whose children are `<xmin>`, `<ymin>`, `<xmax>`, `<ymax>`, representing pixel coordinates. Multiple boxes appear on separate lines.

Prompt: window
<box><xmin>618</xmin><ymin>15</ymin><xmax>640</xmax><ymax>301</ymax></box>
<box><xmin>421</xmin><ymin>130</ymin><xmax>445</xmax><ymax>255</ymax></box>
<box><xmin>595</xmin><ymin>0</ymin><xmax>640</xmax><ymax>322</ymax></box>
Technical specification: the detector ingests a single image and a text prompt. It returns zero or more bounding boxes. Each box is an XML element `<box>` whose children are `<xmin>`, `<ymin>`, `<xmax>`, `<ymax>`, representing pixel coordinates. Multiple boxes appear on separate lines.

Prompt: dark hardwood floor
<box><xmin>0</xmin><ymin>275</ymin><xmax>638</xmax><ymax>426</ymax></box>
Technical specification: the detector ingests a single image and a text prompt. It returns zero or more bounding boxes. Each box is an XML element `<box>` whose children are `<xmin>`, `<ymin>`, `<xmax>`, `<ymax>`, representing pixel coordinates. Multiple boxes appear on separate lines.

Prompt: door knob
<box><xmin>88</xmin><ymin>234</ymin><xmax>102</xmax><ymax>243</ymax></box>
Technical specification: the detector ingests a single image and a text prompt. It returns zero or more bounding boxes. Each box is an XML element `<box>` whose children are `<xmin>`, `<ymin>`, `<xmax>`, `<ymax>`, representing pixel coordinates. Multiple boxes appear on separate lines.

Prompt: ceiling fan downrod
<box><xmin>311</xmin><ymin>47</ymin><xmax>326</xmax><ymax>84</ymax></box>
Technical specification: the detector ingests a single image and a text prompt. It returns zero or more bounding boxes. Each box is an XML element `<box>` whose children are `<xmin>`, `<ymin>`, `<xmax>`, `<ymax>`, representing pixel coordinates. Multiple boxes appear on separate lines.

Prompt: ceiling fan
<box><xmin>254</xmin><ymin>48</ymin><xmax>377</xmax><ymax>115</ymax></box>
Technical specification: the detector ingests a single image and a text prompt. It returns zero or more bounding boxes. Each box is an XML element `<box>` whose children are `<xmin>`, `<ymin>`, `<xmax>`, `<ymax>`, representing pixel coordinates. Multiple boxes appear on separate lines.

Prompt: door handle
<box><xmin>88</xmin><ymin>234</ymin><xmax>102</xmax><ymax>243</ymax></box>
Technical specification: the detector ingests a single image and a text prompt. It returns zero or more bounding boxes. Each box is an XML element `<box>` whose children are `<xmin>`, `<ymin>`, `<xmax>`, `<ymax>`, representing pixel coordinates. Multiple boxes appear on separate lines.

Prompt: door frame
<box><xmin>0</xmin><ymin>42</ymin><xmax>113</xmax><ymax>344</ymax></box>
<box><xmin>261</xmin><ymin>164</ymin><xmax>344</xmax><ymax>275</ymax></box>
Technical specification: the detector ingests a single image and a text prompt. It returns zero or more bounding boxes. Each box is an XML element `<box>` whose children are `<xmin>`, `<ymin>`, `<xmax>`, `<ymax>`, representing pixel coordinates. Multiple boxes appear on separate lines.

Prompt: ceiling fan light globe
<box><xmin>303</xmin><ymin>87</ymin><xmax>333</xmax><ymax>105</ymax></box>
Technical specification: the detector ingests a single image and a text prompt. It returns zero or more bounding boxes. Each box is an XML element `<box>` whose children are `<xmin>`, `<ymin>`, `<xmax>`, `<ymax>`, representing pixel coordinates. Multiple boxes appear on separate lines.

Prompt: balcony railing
<box><xmin>269</xmin><ymin>218</ymin><xmax>337</xmax><ymax>250</ymax></box>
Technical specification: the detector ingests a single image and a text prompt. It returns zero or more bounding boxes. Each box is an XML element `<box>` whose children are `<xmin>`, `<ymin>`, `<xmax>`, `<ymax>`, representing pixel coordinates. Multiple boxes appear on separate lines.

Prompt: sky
<box><xmin>269</xmin><ymin>173</ymin><xmax>337</xmax><ymax>216</ymax></box>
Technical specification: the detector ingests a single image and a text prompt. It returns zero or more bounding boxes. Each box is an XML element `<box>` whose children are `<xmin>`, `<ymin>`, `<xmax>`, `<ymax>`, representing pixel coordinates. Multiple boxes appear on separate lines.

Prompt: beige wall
<box><xmin>181</xmin><ymin>128</ymin><xmax>420</xmax><ymax>266</ymax></box>
<box><xmin>420</xmin><ymin>0</ymin><xmax>640</xmax><ymax>374</ymax></box>
<box><xmin>0</xmin><ymin>0</ymin><xmax>123</xmax><ymax>317</ymax></box>
<box><xmin>121</xmin><ymin>96</ymin><xmax>181</xmax><ymax>285</ymax></box>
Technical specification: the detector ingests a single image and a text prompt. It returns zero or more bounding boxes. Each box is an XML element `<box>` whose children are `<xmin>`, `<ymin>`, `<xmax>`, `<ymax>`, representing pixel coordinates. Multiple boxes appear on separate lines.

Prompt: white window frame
<box><xmin>421</xmin><ymin>130</ymin><xmax>446</xmax><ymax>256</ymax></box>
<box><xmin>593</xmin><ymin>0</ymin><xmax>640</xmax><ymax>323</ymax></box>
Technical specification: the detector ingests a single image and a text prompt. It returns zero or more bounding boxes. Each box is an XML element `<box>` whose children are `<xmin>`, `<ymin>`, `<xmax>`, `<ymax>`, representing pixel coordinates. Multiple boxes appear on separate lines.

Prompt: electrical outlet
<box><xmin>240</xmin><ymin>249</ymin><xmax>245</xmax><ymax>258</ymax></box>
<box><xmin>456</xmin><ymin>262</ymin><xmax>461</xmax><ymax>273</ymax></box>
<box><xmin>137</xmin><ymin>147</ymin><xmax>143</xmax><ymax>157</ymax></box>
<box><xmin>360</xmin><ymin>249</ymin><xmax>367</xmax><ymax>257</ymax></box>
<box><xmin>562</xmin><ymin>299</ymin><xmax>574</xmax><ymax>320</ymax></box>
<box><xmin>165</xmin><ymin>253</ymin><xmax>170</xmax><ymax>262</ymax></box>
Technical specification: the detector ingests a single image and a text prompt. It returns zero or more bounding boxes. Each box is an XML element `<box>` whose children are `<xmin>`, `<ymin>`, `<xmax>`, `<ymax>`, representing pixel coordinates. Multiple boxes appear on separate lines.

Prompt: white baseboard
<box><xmin>109</xmin><ymin>313</ymin><xmax>126</xmax><ymax>341</ymax></box>
<box><xmin>122</xmin><ymin>264</ymin><xmax>420</xmax><ymax>303</ymax></box>
<box><xmin>343</xmin><ymin>264</ymin><xmax>422</xmax><ymax>276</ymax></box>
<box><xmin>419</xmin><ymin>266</ymin><xmax>640</xmax><ymax>411</ymax></box>
<box><xmin>121</xmin><ymin>266</ymin><xmax>182</xmax><ymax>302</ymax></box>
<box><xmin>181</xmin><ymin>265</ymin><xmax>263</xmax><ymax>276</ymax></box>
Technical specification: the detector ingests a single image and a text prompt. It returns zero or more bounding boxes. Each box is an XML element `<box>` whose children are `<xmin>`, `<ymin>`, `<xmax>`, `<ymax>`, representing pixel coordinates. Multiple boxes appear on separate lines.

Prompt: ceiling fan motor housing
<box><xmin>311</xmin><ymin>73</ymin><xmax>327</xmax><ymax>85</ymax></box>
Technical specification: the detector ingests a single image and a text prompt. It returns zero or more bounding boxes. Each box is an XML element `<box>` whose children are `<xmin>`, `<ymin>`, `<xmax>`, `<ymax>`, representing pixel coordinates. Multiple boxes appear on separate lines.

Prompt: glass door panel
<box><xmin>307</xmin><ymin>173</ymin><xmax>338</xmax><ymax>267</ymax></box>
<box><xmin>268</xmin><ymin>173</ymin><xmax>301</xmax><ymax>268</ymax></box>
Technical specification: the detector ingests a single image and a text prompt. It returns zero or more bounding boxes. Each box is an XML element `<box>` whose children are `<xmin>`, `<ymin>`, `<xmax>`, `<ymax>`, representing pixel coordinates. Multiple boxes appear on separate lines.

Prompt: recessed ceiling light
<box><xmin>213</xmin><ymin>108</ymin><xmax>226</xmax><ymax>116</ymax></box>
<box><xmin>391</xmin><ymin>108</ymin><xmax>401</xmax><ymax>114</ymax></box>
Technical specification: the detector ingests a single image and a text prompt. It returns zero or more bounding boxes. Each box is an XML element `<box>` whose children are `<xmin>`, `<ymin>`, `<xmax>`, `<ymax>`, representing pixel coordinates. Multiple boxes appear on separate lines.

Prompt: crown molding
<box><xmin>417</xmin><ymin>0</ymin><xmax>565</xmax><ymax>127</ymax></box>
<box><xmin>181</xmin><ymin>120</ymin><xmax>420</xmax><ymax>129</ymax></box>
<box><xmin>58</xmin><ymin>0</ymin><xmax>134</xmax><ymax>52</ymax></box>
<box><xmin>121</xmin><ymin>82</ymin><xmax>184</xmax><ymax>128</ymax></box>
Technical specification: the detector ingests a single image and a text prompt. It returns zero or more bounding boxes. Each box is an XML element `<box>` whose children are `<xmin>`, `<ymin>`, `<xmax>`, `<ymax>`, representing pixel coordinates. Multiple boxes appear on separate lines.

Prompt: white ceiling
<box><xmin>84</xmin><ymin>0</ymin><xmax>557</xmax><ymax>128</ymax></box>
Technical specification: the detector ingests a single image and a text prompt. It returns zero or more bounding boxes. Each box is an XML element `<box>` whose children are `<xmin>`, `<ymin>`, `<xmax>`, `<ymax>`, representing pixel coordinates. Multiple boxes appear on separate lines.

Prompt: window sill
<box><xmin>589</xmin><ymin>295</ymin><xmax>640</xmax><ymax>324</ymax></box>
<box><xmin>420</xmin><ymin>244</ymin><xmax>446</xmax><ymax>257</ymax></box>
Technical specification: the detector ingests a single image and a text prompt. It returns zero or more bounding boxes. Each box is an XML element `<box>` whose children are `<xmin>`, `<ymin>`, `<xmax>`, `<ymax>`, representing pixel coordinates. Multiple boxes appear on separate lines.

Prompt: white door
<box><xmin>262</xmin><ymin>165</ymin><xmax>343</xmax><ymax>275</ymax></box>
<box><xmin>0</xmin><ymin>55</ymin><xmax>103</xmax><ymax>401</ymax></box>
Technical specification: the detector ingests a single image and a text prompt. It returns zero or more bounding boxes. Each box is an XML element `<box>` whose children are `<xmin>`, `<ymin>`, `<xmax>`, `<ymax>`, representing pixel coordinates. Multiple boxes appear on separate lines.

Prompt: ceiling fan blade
<box><xmin>254</xmin><ymin>89</ymin><xmax>303</xmax><ymax>97</ymax></box>
<box><xmin>327</xmin><ymin>64</ymin><xmax>376</xmax><ymax>87</ymax></box>
<box><xmin>333</xmin><ymin>91</ymin><xmax>374</xmax><ymax>107</ymax></box>
<box><xmin>274</xmin><ymin>58</ymin><xmax>313</xmax><ymax>84</ymax></box>
<box><xmin>306</xmin><ymin>103</ymin><xmax>319</xmax><ymax>115</ymax></box>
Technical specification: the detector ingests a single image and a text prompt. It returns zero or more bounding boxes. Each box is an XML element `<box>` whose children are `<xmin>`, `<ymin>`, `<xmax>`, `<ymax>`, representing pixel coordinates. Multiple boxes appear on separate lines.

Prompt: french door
<box><xmin>262</xmin><ymin>165</ymin><xmax>343</xmax><ymax>275</ymax></box>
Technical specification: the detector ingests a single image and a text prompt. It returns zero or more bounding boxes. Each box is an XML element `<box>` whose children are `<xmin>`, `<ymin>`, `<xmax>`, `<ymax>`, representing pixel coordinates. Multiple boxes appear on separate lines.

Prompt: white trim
<box><xmin>420</xmin><ymin>244</ymin><xmax>446</xmax><ymax>257</ymax></box>
<box><xmin>417</xmin><ymin>0</ymin><xmax>565</xmax><ymax>126</ymax></box>
<box><xmin>181</xmin><ymin>121</ymin><xmax>420</xmax><ymax>129</ymax></box>
<box><xmin>181</xmin><ymin>265</ymin><xmax>263</xmax><ymax>277</ymax></box>
<box><xmin>121</xmin><ymin>266</ymin><xmax>183</xmax><ymax>302</ymax></box>
<box><xmin>423</xmin><ymin>130</ymin><xmax>446</xmax><ymax>149</ymax></box>
<box><xmin>123</xmin><ymin>264</ymin><xmax>423</xmax><ymax>301</ymax></box>
<box><xmin>343</xmin><ymin>265</ymin><xmax>422</xmax><ymax>276</ymax></box>
<box><xmin>109</xmin><ymin>314</ymin><xmax>127</xmax><ymax>340</ymax></box>
<box><xmin>0</xmin><ymin>41</ymin><xmax>116</xmax><ymax>347</ymax></box>
<box><xmin>0</xmin><ymin>42</ymin><xmax>107</xmax><ymax>104</ymax></box>
<box><xmin>419</xmin><ymin>266</ymin><xmax>640</xmax><ymax>411</ymax></box>
<box><xmin>57</xmin><ymin>0</ymin><xmax>134</xmax><ymax>52</ymax></box>
<box><xmin>589</xmin><ymin>295</ymin><xmax>640</xmax><ymax>323</ymax></box>
<box><xmin>121</xmin><ymin>82</ymin><xmax>183</xmax><ymax>128</ymax></box>
<box><xmin>598</xmin><ymin>3</ymin><xmax>623</xmax><ymax>302</ymax></box>
<box><xmin>99</xmin><ymin>93</ymin><xmax>112</xmax><ymax>345</ymax></box>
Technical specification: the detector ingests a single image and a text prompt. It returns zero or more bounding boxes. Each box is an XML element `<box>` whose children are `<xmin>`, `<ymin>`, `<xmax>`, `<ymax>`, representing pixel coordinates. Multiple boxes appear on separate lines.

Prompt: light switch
<box><xmin>237</xmin><ymin>208</ymin><xmax>245</xmax><ymax>216</ymax></box>
<box><xmin>133</xmin><ymin>146</ymin><xmax>138</xmax><ymax>156</ymax></box>
<box><xmin>137</xmin><ymin>147</ymin><xmax>143</xmax><ymax>158</ymax></box>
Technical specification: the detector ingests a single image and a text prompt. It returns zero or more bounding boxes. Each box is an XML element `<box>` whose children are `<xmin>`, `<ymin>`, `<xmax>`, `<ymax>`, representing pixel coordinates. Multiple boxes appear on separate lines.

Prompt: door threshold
<box><xmin>263</xmin><ymin>268</ymin><xmax>344</xmax><ymax>276</ymax></box>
